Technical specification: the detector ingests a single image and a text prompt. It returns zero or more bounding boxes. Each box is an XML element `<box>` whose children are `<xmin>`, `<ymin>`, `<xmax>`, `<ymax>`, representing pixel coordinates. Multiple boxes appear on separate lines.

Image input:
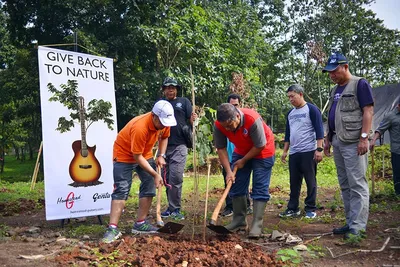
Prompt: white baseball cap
<box><xmin>152</xmin><ymin>100</ymin><xmax>177</xmax><ymax>127</ymax></box>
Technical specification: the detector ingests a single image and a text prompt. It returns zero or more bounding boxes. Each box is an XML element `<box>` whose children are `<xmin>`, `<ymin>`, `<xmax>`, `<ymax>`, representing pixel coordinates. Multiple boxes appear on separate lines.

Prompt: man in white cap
<box><xmin>103</xmin><ymin>100</ymin><xmax>177</xmax><ymax>243</ymax></box>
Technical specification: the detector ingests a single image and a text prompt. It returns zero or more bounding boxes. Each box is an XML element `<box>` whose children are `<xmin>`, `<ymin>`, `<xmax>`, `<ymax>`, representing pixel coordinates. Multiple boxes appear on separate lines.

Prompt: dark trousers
<box><xmin>222</xmin><ymin>167</ymin><xmax>251</xmax><ymax>210</ymax></box>
<box><xmin>287</xmin><ymin>150</ymin><xmax>317</xmax><ymax>212</ymax></box>
<box><xmin>391</xmin><ymin>152</ymin><xmax>400</xmax><ymax>195</ymax></box>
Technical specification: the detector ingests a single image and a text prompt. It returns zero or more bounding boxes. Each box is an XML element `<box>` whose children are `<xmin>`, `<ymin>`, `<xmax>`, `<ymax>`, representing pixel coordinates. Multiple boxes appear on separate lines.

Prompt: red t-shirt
<box><xmin>215</xmin><ymin>108</ymin><xmax>275</xmax><ymax>158</ymax></box>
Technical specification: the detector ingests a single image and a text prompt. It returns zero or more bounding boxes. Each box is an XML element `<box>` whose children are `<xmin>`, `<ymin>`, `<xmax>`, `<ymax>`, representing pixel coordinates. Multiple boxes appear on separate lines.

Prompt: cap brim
<box><xmin>160</xmin><ymin>117</ymin><xmax>177</xmax><ymax>127</ymax></box>
<box><xmin>163</xmin><ymin>83</ymin><xmax>178</xmax><ymax>87</ymax></box>
<box><xmin>322</xmin><ymin>64</ymin><xmax>340</xmax><ymax>73</ymax></box>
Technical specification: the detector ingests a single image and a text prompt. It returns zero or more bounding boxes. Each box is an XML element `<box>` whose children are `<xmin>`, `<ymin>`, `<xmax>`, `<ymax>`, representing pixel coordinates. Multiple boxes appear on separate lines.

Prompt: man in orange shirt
<box><xmin>102</xmin><ymin>100</ymin><xmax>177</xmax><ymax>243</ymax></box>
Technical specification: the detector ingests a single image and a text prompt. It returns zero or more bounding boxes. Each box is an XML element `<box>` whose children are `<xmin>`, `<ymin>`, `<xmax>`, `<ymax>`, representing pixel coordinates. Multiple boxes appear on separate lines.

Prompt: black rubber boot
<box><xmin>225</xmin><ymin>196</ymin><xmax>247</xmax><ymax>231</ymax></box>
<box><xmin>248</xmin><ymin>200</ymin><xmax>267</xmax><ymax>238</ymax></box>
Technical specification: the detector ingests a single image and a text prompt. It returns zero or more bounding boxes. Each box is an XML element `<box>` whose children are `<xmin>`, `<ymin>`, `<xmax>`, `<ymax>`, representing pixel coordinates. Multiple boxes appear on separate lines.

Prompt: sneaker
<box><xmin>279</xmin><ymin>209</ymin><xmax>301</xmax><ymax>218</ymax></box>
<box><xmin>132</xmin><ymin>221</ymin><xmax>158</xmax><ymax>234</ymax></box>
<box><xmin>170</xmin><ymin>210</ymin><xmax>185</xmax><ymax>220</ymax></box>
<box><xmin>333</xmin><ymin>224</ymin><xmax>350</xmax><ymax>235</ymax></box>
<box><xmin>102</xmin><ymin>227</ymin><xmax>122</xmax><ymax>243</ymax></box>
<box><xmin>221</xmin><ymin>209</ymin><xmax>233</xmax><ymax>217</ymax></box>
<box><xmin>161</xmin><ymin>209</ymin><xmax>172</xmax><ymax>218</ymax></box>
<box><xmin>305</xmin><ymin>211</ymin><xmax>317</xmax><ymax>219</ymax></box>
<box><xmin>247</xmin><ymin>207</ymin><xmax>253</xmax><ymax>215</ymax></box>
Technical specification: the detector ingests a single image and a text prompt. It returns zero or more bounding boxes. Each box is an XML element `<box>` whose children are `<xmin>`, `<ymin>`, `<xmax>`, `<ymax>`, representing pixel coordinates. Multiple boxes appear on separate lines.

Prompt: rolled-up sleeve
<box><xmin>249</xmin><ymin>118</ymin><xmax>266</xmax><ymax>148</ymax></box>
<box><xmin>376</xmin><ymin>115</ymin><xmax>391</xmax><ymax>136</ymax></box>
<box><xmin>213</xmin><ymin>124</ymin><xmax>227</xmax><ymax>149</ymax></box>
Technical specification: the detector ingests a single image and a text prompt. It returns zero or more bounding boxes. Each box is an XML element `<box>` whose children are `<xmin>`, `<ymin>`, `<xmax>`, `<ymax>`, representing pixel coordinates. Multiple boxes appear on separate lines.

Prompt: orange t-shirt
<box><xmin>113</xmin><ymin>112</ymin><xmax>170</xmax><ymax>163</ymax></box>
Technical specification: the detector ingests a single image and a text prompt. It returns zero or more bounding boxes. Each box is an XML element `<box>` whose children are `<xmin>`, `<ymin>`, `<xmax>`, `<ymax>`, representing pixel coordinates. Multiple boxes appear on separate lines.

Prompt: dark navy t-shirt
<box><xmin>164</xmin><ymin>97</ymin><xmax>192</xmax><ymax>146</ymax></box>
<box><xmin>328</xmin><ymin>79</ymin><xmax>374</xmax><ymax>133</ymax></box>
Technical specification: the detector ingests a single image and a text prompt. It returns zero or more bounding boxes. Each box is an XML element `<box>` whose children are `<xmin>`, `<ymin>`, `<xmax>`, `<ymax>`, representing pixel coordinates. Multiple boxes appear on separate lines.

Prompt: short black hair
<box><xmin>217</xmin><ymin>103</ymin><xmax>238</xmax><ymax>122</ymax></box>
<box><xmin>227</xmin><ymin>93</ymin><xmax>241</xmax><ymax>104</ymax></box>
<box><xmin>286</xmin><ymin>84</ymin><xmax>304</xmax><ymax>94</ymax></box>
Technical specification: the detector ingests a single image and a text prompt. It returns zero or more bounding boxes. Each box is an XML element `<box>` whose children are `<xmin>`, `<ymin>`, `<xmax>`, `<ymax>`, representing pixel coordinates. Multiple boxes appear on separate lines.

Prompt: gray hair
<box><xmin>287</xmin><ymin>84</ymin><xmax>304</xmax><ymax>94</ymax></box>
<box><xmin>217</xmin><ymin>103</ymin><xmax>237</xmax><ymax>122</ymax></box>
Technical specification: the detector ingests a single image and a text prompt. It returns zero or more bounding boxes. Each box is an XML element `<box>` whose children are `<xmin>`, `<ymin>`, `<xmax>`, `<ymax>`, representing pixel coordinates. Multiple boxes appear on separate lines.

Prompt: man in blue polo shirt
<box><xmin>323</xmin><ymin>52</ymin><xmax>374</xmax><ymax>240</ymax></box>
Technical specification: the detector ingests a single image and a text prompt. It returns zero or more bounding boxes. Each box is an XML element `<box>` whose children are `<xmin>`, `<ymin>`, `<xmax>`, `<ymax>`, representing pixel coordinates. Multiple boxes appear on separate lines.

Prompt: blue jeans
<box><xmin>229</xmin><ymin>152</ymin><xmax>275</xmax><ymax>202</ymax></box>
<box><xmin>222</xmin><ymin>166</ymin><xmax>251</xmax><ymax>210</ymax></box>
<box><xmin>112</xmin><ymin>160</ymin><xmax>156</xmax><ymax>200</ymax></box>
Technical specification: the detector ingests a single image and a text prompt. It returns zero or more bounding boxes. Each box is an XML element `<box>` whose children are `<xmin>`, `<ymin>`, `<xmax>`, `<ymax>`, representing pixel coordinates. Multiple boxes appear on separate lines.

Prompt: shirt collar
<box><xmin>237</xmin><ymin>108</ymin><xmax>244</xmax><ymax>129</ymax></box>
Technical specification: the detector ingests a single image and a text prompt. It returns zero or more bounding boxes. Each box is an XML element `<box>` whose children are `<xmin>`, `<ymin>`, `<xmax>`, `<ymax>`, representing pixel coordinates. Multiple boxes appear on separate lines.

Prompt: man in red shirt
<box><xmin>214</xmin><ymin>103</ymin><xmax>275</xmax><ymax>238</ymax></box>
<box><xmin>103</xmin><ymin>100</ymin><xmax>177</xmax><ymax>243</ymax></box>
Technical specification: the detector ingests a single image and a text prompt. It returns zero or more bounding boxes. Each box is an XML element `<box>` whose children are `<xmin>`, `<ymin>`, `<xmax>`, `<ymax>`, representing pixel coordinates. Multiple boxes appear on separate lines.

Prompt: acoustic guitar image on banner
<box><xmin>69</xmin><ymin>96</ymin><xmax>102</xmax><ymax>187</ymax></box>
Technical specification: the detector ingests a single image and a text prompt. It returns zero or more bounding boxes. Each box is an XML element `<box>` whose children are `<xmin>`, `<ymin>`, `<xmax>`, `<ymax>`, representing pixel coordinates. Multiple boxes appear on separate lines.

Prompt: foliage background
<box><xmin>0</xmin><ymin>0</ymin><xmax>399</xmax><ymax>170</ymax></box>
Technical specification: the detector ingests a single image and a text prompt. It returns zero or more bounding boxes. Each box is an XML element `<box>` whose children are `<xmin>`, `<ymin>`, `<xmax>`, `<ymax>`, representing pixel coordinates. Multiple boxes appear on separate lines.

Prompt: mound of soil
<box><xmin>1</xmin><ymin>188</ymin><xmax>399</xmax><ymax>267</ymax></box>
<box><xmin>54</xmin><ymin>234</ymin><xmax>281</xmax><ymax>266</ymax></box>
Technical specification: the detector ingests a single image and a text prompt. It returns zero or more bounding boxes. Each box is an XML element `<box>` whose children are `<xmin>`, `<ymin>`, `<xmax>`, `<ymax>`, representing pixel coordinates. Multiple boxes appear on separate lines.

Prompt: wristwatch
<box><xmin>316</xmin><ymin>147</ymin><xmax>323</xmax><ymax>152</ymax></box>
<box><xmin>361</xmin><ymin>133</ymin><xmax>368</xmax><ymax>139</ymax></box>
<box><xmin>158</xmin><ymin>154</ymin><xmax>166</xmax><ymax>159</ymax></box>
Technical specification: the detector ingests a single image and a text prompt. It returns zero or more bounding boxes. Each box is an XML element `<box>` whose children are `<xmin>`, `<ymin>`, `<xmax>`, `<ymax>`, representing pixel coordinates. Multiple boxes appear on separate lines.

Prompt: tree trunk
<box><xmin>0</xmin><ymin>147</ymin><xmax>4</xmax><ymax>173</ymax></box>
<box><xmin>28</xmin><ymin>142</ymin><xmax>33</xmax><ymax>160</ymax></box>
<box><xmin>20</xmin><ymin>147</ymin><xmax>25</xmax><ymax>162</ymax></box>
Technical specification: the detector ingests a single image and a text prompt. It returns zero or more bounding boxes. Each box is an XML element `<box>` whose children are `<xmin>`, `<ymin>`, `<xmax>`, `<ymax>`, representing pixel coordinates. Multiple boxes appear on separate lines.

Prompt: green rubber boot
<box><xmin>225</xmin><ymin>196</ymin><xmax>248</xmax><ymax>231</ymax></box>
<box><xmin>248</xmin><ymin>200</ymin><xmax>267</xmax><ymax>238</ymax></box>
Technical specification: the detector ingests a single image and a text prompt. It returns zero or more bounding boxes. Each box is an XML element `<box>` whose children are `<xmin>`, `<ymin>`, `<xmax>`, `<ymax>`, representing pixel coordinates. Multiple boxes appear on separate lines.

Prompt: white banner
<box><xmin>38</xmin><ymin>46</ymin><xmax>117</xmax><ymax>220</ymax></box>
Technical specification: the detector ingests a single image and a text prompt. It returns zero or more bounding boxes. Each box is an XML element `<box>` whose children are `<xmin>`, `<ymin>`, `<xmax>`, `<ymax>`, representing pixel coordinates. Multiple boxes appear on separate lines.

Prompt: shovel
<box><xmin>207</xmin><ymin>166</ymin><xmax>238</xmax><ymax>234</ymax></box>
<box><xmin>155</xmin><ymin>167</ymin><xmax>184</xmax><ymax>234</ymax></box>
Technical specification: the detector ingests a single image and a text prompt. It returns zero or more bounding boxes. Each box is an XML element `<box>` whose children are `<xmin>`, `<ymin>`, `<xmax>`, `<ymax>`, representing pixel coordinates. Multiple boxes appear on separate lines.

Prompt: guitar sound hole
<box><xmin>79</xmin><ymin>165</ymin><xmax>92</xmax><ymax>169</ymax></box>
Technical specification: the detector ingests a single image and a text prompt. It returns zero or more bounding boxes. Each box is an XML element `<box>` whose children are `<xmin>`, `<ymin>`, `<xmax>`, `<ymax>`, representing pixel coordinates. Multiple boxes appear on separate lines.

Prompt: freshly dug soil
<box><xmin>54</xmin><ymin>234</ymin><xmax>282</xmax><ymax>266</ymax></box>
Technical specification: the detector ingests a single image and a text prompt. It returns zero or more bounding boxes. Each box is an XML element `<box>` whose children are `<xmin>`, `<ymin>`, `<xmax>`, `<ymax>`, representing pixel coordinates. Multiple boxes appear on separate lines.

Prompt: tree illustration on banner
<box><xmin>47</xmin><ymin>80</ymin><xmax>114</xmax><ymax>187</ymax></box>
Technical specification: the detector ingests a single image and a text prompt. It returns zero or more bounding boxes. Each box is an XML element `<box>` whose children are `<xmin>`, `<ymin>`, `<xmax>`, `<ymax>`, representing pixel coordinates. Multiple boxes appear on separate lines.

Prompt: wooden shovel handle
<box><xmin>210</xmin><ymin>166</ymin><xmax>238</xmax><ymax>224</ymax></box>
<box><xmin>156</xmin><ymin>167</ymin><xmax>163</xmax><ymax>225</ymax></box>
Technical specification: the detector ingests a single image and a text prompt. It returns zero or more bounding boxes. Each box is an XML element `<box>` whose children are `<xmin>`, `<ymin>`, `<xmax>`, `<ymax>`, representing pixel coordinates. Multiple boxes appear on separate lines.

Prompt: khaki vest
<box><xmin>326</xmin><ymin>76</ymin><xmax>364</xmax><ymax>143</ymax></box>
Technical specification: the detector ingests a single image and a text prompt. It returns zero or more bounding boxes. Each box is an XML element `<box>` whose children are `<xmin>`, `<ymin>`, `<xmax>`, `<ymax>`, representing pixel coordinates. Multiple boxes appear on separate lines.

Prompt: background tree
<box><xmin>0</xmin><ymin>0</ymin><xmax>399</xmax><ymax>169</ymax></box>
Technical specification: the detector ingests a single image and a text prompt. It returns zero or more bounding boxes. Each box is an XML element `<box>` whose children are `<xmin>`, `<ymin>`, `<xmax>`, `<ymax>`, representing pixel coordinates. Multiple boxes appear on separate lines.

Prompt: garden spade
<box><xmin>207</xmin><ymin>166</ymin><xmax>238</xmax><ymax>234</ymax></box>
<box><xmin>155</xmin><ymin>167</ymin><xmax>184</xmax><ymax>234</ymax></box>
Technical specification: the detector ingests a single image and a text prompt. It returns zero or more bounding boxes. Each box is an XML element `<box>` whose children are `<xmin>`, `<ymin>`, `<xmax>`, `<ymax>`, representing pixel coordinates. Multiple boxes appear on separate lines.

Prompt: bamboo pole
<box><xmin>30</xmin><ymin>141</ymin><xmax>43</xmax><ymax>191</ymax></box>
<box><xmin>203</xmin><ymin>160</ymin><xmax>211</xmax><ymax>241</ymax></box>
<box><xmin>190</xmin><ymin>65</ymin><xmax>199</xmax><ymax>239</ymax></box>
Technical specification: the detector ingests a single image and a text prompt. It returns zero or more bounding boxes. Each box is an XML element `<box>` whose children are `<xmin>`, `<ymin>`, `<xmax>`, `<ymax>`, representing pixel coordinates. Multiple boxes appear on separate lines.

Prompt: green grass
<box><xmin>0</xmin><ymin>154</ymin><xmax>42</xmax><ymax>183</ymax></box>
<box><xmin>64</xmin><ymin>224</ymin><xmax>105</xmax><ymax>238</ymax></box>
<box><xmin>0</xmin><ymin>147</ymin><xmax>393</xmax><ymax>205</ymax></box>
<box><xmin>0</xmin><ymin>148</ymin><xmax>397</xmax><ymax>217</ymax></box>
<box><xmin>0</xmin><ymin>224</ymin><xmax>8</xmax><ymax>238</ymax></box>
<box><xmin>0</xmin><ymin>181</ymin><xmax>45</xmax><ymax>202</ymax></box>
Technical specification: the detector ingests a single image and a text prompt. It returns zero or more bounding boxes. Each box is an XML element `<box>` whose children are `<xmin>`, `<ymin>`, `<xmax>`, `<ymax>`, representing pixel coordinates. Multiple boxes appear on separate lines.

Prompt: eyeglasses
<box><xmin>221</xmin><ymin>118</ymin><xmax>238</xmax><ymax>131</ymax></box>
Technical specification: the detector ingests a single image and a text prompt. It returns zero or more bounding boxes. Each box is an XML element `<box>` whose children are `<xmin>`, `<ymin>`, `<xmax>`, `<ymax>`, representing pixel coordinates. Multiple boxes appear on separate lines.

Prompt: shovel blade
<box><xmin>207</xmin><ymin>224</ymin><xmax>231</xmax><ymax>235</ymax></box>
<box><xmin>157</xmin><ymin>222</ymin><xmax>184</xmax><ymax>234</ymax></box>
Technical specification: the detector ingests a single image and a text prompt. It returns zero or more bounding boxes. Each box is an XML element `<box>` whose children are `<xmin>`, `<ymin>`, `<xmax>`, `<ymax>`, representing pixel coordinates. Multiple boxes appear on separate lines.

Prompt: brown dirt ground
<box><xmin>0</xmin><ymin>186</ymin><xmax>399</xmax><ymax>266</ymax></box>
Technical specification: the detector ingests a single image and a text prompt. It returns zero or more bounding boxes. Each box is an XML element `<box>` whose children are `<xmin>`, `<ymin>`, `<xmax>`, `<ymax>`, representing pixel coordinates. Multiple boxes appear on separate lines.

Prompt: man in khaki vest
<box><xmin>323</xmin><ymin>53</ymin><xmax>374</xmax><ymax>240</ymax></box>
